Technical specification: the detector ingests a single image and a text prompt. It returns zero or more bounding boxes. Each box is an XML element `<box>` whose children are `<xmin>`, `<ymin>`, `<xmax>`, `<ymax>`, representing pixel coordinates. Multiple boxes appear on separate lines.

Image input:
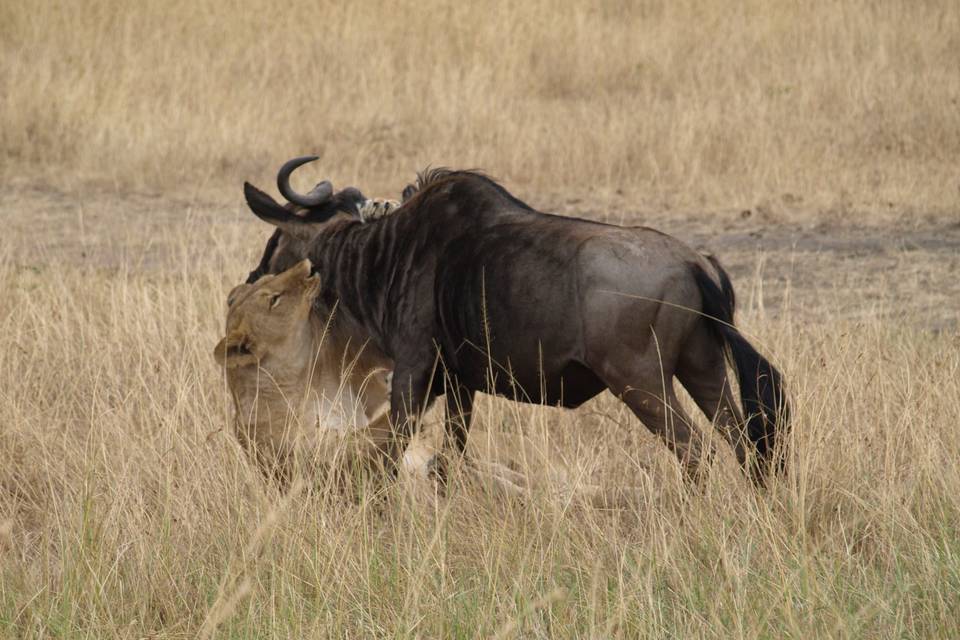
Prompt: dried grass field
<box><xmin>2</xmin><ymin>1</ymin><xmax>960</xmax><ymax>638</ymax></box>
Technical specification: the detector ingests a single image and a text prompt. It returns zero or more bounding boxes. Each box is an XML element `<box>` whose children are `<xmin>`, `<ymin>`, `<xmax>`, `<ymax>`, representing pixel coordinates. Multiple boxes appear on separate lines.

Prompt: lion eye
<box><xmin>269</xmin><ymin>293</ymin><xmax>282</xmax><ymax>309</ymax></box>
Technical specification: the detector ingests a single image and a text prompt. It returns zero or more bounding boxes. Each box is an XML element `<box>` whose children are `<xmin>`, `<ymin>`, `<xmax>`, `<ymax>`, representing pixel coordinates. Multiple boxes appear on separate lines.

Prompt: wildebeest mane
<box><xmin>403</xmin><ymin>167</ymin><xmax>536</xmax><ymax>212</ymax></box>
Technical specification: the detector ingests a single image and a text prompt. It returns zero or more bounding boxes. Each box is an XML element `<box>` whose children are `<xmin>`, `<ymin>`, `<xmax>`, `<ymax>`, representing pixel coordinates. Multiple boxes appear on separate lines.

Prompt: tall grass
<box><xmin>2</xmin><ymin>0</ymin><xmax>959</xmax><ymax>215</ymax></box>
<box><xmin>2</xmin><ymin>2</ymin><xmax>958</xmax><ymax>636</ymax></box>
<box><xmin>1</xmin><ymin>220</ymin><xmax>959</xmax><ymax>638</ymax></box>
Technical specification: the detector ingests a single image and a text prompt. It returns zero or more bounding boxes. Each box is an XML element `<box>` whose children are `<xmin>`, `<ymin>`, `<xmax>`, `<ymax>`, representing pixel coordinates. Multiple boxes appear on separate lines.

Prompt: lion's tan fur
<box><xmin>213</xmin><ymin>260</ymin><xmax>440</xmax><ymax>482</ymax></box>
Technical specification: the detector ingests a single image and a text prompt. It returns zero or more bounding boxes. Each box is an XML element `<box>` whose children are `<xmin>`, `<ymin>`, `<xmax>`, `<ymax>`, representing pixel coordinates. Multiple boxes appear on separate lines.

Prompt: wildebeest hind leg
<box><xmin>597</xmin><ymin>360</ymin><xmax>710</xmax><ymax>482</ymax></box>
<box><xmin>676</xmin><ymin>328</ymin><xmax>749</xmax><ymax>469</ymax></box>
<box><xmin>682</xmin><ymin>377</ymin><xmax>747</xmax><ymax>470</ymax></box>
<box><xmin>591</xmin><ymin>336</ymin><xmax>710</xmax><ymax>481</ymax></box>
<box><xmin>623</xmin><ymin>385</ymin><xmax>710</xmax><ymax>482</ymax></box>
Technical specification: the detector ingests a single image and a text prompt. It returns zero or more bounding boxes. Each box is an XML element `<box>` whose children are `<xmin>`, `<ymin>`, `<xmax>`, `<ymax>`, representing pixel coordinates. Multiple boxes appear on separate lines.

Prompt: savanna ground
<box><xmin>2</xmin><ymin>1</ymin><xmax>960</xmax><ymax>637</ymax></box>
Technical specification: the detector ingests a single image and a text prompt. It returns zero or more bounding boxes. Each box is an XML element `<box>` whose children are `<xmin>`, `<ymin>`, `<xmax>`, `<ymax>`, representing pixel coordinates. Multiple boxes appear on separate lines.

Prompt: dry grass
<box><xmin>2</xmin><ymin>0</ymin><xmax>959</xmax><ymax>217</ymax></box>
<box><xmin>2</xmin><ymin>2</ymin><xmax>959</xmax><ymax>637</ymax></box>
<box><xmin>1</xmin><ymin>211</ymin><xmax>959</xmax><ymax>638</ymax></box>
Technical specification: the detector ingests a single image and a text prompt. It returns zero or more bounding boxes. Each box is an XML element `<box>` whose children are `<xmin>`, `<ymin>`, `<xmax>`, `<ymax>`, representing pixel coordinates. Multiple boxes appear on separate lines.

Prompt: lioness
<box><xmin>214</xmin><ymin>259</ymin><xmax>442</xmax><ymax>484</ymax></box>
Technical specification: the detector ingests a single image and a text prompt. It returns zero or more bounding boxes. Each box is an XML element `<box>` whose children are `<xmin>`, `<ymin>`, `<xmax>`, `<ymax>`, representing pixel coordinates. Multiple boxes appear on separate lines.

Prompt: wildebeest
<box><xmin>241</xmin><ymin>157</ymin><xmax>790</xmax><ymax>483</ymax></box>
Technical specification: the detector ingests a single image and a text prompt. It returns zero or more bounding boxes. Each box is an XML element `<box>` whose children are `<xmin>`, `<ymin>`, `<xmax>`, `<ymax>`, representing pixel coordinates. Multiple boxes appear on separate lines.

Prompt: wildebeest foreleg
<box><xmin>383</xmin><ymin>365</ymin><xmax>437</xmax><ymax>470</ymax></box>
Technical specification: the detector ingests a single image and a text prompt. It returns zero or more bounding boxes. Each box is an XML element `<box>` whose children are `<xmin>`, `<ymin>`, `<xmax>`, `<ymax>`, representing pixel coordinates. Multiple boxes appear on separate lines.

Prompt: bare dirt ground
<box><xmin>4</xmin><ymin>185</ymin><xmax>958</xmax><ymax>332</ymax></box>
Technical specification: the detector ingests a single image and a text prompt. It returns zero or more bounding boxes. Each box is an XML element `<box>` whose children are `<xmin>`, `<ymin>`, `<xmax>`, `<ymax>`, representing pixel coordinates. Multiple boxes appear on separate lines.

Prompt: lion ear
<box><xmin>285</xmin><ymin>260</ymin><xmax>320</xmax><ymax>299</ymax></box>
<box><xmin>304</xmin><ymin>272</ymin><xmax>321</xmax><ymax>292</ymax></box>
<box><xmin>292</xmin><ymin>259</ymin><xmax>313</xmax><ymax>279</ymax></box>
<box><xmin>226</xmin><ymin>283</ymin><xmax>254</xmax><ymax>308</ymax></box>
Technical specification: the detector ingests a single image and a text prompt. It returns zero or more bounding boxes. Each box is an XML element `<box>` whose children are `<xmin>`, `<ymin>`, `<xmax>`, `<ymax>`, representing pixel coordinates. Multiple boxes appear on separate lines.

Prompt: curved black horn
<box><xmin>276</xmin><ymin>155</ymin><xmax>333</xmax><ymax>207</ymax></box>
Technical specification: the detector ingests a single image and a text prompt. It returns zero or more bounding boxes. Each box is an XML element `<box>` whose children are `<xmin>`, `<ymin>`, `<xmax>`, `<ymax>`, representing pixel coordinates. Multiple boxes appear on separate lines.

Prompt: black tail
<box><xmin>705</xmin><ymin>254</ymin><xmax>735</xmax><ymax>314</ymax></box>
<box><xmin>690</xmin><ymin>261</ymin><xmax>790</xmax><ymax>480</ymax></box>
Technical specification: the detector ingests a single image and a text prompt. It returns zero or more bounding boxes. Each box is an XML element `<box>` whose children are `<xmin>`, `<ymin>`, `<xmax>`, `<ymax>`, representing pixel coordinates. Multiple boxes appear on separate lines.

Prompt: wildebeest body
<box><xmin>435</xmin><ymin>217</ymin><xmax>702</xmax><ymax>409</ymax></box>
<box><xmin>243</xmin><ymin>166</ymin><xmax>789</xmax><ymax>482</ymax></box>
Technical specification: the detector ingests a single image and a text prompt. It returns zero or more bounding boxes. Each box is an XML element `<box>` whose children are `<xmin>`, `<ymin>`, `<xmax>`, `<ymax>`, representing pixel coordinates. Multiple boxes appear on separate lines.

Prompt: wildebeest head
<box><xmin>243</xmin><ymin>156</ymin><xmax>368</xmax><ymax>283</ymax></box>
<box><xmin>244</xmin><ymin>156</ymin><xmax>401</xmax><ymax>284</ymax></box>
<box><xmin>276</xmin><ymin>154</ymin><xmax>373</xmax><ymax>214</ymax></box>
<box><xmin>214</xmin><ymin>259</ymin><xmax>321</xmax><ymax>368</ymax></box>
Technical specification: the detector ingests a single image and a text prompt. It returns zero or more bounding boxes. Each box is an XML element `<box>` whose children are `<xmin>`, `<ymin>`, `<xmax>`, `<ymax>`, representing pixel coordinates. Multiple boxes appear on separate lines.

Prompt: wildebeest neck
<box><xmin>304</xmin><ymin>208</ymin><xmax>470</xmax><ymax>360</ymax></box>
<box><xmin>248</xmin><ymin>171</ymin><xmax>543</xmax><ymax>362</ymax></box>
